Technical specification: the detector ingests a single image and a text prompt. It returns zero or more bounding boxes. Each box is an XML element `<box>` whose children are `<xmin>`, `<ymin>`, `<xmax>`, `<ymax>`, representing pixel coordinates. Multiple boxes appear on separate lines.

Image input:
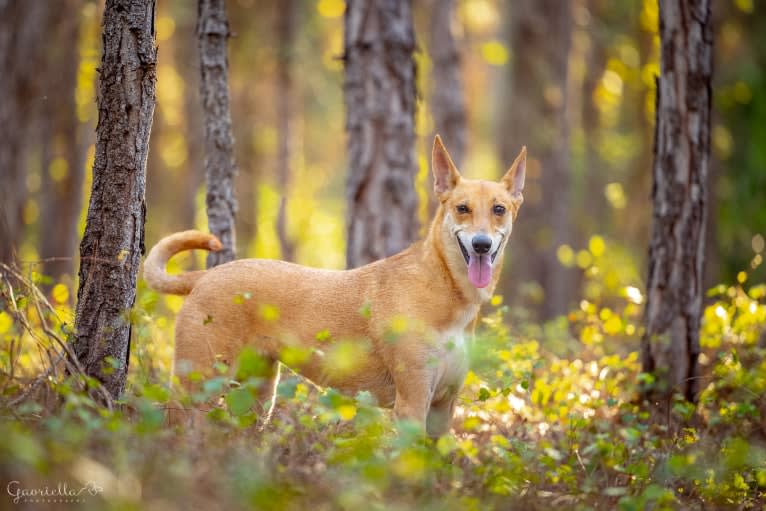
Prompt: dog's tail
<box><xmin>143</xmin><ymin>230</ymin><xmax>223</xmax><ymax>295</ymax></box>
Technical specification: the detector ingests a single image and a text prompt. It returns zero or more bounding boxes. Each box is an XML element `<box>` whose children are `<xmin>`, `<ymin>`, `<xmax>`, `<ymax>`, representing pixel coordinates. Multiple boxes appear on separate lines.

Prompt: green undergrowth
<box><xmin>1</xmin><ymin>263</ymin><xmax>765</xmax><ymax>510</ymax></box>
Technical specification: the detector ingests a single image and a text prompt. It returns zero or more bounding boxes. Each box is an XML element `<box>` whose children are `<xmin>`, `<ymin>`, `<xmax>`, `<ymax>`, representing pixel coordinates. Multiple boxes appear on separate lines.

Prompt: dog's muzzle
<box><xmin>456</xmin><ymin>233</ymin><xmax>503</xmax><ymax>265</ymax></box>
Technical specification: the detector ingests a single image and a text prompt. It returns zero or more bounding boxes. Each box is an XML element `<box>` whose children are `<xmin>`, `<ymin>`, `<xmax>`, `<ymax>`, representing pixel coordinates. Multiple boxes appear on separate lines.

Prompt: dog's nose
<box><xmin>471</xmin><ymin>234</ymin><xmax>492</xmax><ymax>254</ymax></box>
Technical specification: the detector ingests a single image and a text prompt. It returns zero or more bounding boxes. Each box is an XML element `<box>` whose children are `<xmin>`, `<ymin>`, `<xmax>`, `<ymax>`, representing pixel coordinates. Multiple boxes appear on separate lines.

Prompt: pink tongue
<box><xmin>467</xmin><ymin>254</ymin><xmax>492</xmax><ymax>288</ymax></box>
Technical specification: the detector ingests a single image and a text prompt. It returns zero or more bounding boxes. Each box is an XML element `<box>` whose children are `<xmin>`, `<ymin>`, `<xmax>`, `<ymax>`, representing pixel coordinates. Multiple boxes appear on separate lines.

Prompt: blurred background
<box><xmin>1</xmin><ymin>0</ymin><xmax>764</xmax><ymax>320</ymax></box>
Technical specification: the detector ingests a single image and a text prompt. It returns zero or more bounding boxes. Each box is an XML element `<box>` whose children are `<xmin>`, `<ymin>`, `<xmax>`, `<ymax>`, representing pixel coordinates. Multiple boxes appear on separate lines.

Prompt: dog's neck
<box><xmin>420</xmin><ymin>205</ymin><xmax>499</xmax><ymax>305</ymax></box>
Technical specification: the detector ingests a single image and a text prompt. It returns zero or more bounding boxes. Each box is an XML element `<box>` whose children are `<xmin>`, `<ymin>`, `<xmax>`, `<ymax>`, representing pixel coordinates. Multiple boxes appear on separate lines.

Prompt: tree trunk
<box><xmin>0</xmin><ymin>1</ymin><xmax>50</xmax><ymax>266</ymax></box>
<box><xmin>275</xmin><ymin>0</ymin><xmax>297</xmax><ymax>262</ymax></box>
<box><xmin>198</xmin><ymin>0</ymin><xmax>238</xmax><ymax>268</ymax></box>
<box><xmin>640</xmin><ymin>0</ymin><xmax>712</xmax><ymax>404</ymax></box>
<box><xmin>428</xmin><ymin>0</ymin><xmax>466</xmax><ymax>215</ymax></box>
<box><xmin>73</xmin><ymin>0</ymin><xmax>157</xmax><ymax>399</ymax></box>
<box><xmin>501</xmin><ymin>0</ymin><xmax>574</xmax><ymax>319</ymax></box>
<box><xmin>40</xmin><ymin>1</ymin><xmax>87</xmax><ymax>284</ymax></box>
<box><xmin>344</xmin><ymin>0</ymin><xmax>419</xmax><ymax>268</ymax></box>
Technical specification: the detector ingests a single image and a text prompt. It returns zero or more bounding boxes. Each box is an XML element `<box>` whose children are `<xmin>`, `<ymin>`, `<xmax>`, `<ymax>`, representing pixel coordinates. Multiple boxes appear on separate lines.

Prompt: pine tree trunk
<box><xmin>73</xmin><ymin>0</ymin><xmax>157</xmax><ymax>399</ymax></box>
<box><xmin>276</xmin><ymin>0</ymin><xmax>297</xmax><ymax>262</ymax></box>
<box><xmin>501</xmin><ymin>0</ymin><xmax>574</xmax><ymax>319</ymax></box>
<box><xmin>344</xmin><ymin>0</ymin><xmax>419</xmax><ymax>268</ymax></box>
<box><xmin>428</xmin><ymin>0</ymin><xmax>466</xmax><ymax>215</ymax></box>
<box><xmin>198</xmin><ymin>0</ymin><xmax>238</xmax><ymax>268</ymax></box>
<box><xmin>641</xmin><ymin>0</ymin><xmax>712</xmax><ymax>404</ymax></box>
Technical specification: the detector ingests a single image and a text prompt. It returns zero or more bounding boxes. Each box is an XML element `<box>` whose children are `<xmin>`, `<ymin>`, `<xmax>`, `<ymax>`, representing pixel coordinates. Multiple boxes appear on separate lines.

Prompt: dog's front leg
<box><xmin>426</xmin><ymin>395</ymin><xmax>457</xmax><ymax>438</ymax></box>
<box><xmin>392</xmin><ymin>366</ymin><xmax>435</xmax><ymax>432</ymax></box>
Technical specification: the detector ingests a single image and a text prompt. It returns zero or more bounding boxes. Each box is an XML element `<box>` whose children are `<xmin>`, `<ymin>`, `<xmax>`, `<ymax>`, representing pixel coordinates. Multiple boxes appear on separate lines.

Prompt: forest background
<box><xmin>1</xmin><ymin>0</ymin><xmax>766</xmax><ymax>509</ymax></box>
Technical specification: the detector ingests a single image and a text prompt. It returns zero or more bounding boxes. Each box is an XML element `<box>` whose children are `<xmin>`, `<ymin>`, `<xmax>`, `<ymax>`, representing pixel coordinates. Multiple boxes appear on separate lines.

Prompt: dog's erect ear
<box><xmin>501</xmin><ymin>146</ymin><xmax>526</xmax><ymax>199</ymax></box>
<box><xmin>432</xmin><ymin>135</ymin><xmax>461</xmax><ymax>196</ymax></box>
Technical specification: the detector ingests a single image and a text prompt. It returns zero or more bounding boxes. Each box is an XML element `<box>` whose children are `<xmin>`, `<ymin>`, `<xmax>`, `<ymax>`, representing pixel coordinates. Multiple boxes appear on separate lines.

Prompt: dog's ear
<box><xmin>501</xmin><ymin>146</ymin><xmax>526</xmax><ymax>200</ymax></box>
<box><xmin>432</xmin><ymin>135</ymin><xmax>461</xmax><ymax>196</ymax></box>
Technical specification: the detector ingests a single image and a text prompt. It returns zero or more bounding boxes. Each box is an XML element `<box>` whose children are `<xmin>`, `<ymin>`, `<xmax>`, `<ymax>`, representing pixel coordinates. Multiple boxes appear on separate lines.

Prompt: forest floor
<box><xmin>1</xmin><ymin>268</ymin><xmax>765</xmax><ymax>510</ymax></box>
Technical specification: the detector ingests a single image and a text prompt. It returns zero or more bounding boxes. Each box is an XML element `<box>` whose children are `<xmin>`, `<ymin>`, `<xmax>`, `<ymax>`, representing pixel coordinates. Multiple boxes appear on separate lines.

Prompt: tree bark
<box><xmin>73</xmin><ymin>0</ymin><xmax>157</xmax><ymax>399</ymax></box>
<box><xmin>640</xmin><ymin>0</ymin><xmax>712</xmax><ymax>404</ymax></box>
<box><xmin>428</xmin><ymin>0</ymin><xmax>466</xmax><ymax>215</ymax></box>
<box><xmin>275</xmin><ymin>0</ymin><xmax>297</xmax><ymax>262</ymax></box>
<box><xmin>39</xmin><ymin>0</ymin><xmax>87</xmax><ymax>284</ymax></box>
<box><xmin>501</xmin><ymin>0</ymin><xmax>574</xmax><ymax>319</ymax></box>
<box><xmin>198</xmin><ymin>0</ymin><xmax>238</xmax><ymax>267</ymax></box>
<box><xmin>344</xmin><ymin>0</ymin><xmax>419</xmax><ymax>268</ymax></box>
<box><xmin>0</xmin><ymin>1</ymin><xmax>50</xmax><ymax>266</ymax></box>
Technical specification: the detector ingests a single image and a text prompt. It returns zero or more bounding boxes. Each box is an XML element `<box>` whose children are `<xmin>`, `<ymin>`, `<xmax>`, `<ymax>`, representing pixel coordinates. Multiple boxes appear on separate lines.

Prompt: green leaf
<box><xmin>226</xmin><ymin>388</ymin><xmax>255</xmax><ymax>416</ymax></box>
<box><xmin>202</xmin><ymin>376</ymin><xmax>227</xmax><ymax>395</ymax></box>
<box><xmin>436</xmin><ymin>435</ymin><xmax>457</xmax><ymax>456</ymax></box>
<box><xmin>235</xmin><ymin>347</ymin><xmax>269</xmax><ymax>380</ymax></box>
<box><xmin>143</xmin><ymin>383</ymin><xmax>170</xmax><ymax>403</ymax></box>
<box><xmin>277</xmin><ymin>378</ymin><xmax>298</xmax><ymax>399</ymax></box>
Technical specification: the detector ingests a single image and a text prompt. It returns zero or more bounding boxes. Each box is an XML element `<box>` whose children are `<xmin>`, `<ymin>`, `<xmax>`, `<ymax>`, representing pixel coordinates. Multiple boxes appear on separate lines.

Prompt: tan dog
<box><xmin>144</xmin><ymin>136</ymin><xmax>526</xmax><ymax>436</ymax></box>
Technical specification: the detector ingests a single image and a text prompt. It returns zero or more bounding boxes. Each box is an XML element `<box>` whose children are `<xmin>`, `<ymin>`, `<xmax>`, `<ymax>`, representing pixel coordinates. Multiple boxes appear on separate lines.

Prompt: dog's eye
<box><xmin>493</xmin><ymin>204</ymin><xmax>506</xmax><ymax>216</ymax></box>
<box><xmin>456</xmin><ymin>204</ymin><xmax>470</xmax><ymax>214</ymax></box>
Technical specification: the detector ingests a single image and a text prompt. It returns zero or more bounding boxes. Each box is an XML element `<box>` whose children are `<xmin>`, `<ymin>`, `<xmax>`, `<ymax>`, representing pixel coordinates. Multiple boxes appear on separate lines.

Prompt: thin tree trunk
<box><xmin>40</xmin><ymin>1</ymin><xmax>87</xmax><ymax>284</ymax></box>
<box><xmin>640</xmin><ymin>0</ymin><xmax>712</xmax><ymax>405</ymax></box>
<box><xmin>501</xmin><ymin>0</ymin><xmax>574</xmax><ymax>319</ymax></box>
<box><xmin>275</xmin><ymin>0</ymin><xmax>297</xmax><ymax>262</ymax></box>
<box><xmin>198</xmin><ymin>0</ymin><xmax>238</xmax><ymax>267</ymax></box>
<box><xmin>344</xmin><ymin>0</ymin><xmax>419</xmax><ymax>268</ymax></box>
<box><xmin>428</xmin><ymin>0</ymin><xmax>466</xmax><ymax>216</ymax></box>
<box><xmin>73</xmin><ymin>0</ymin><xmax>157</xmax><ymax>399</ymax></box>
<box><xmin>0</xmin><ymin>1</ymin><xmax>50</xmax><ymax>266</ymax></box>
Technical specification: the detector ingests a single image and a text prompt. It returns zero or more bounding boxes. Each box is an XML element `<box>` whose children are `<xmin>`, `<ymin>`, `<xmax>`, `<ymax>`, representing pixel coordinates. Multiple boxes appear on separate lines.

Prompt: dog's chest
<box><xmin>431</xmin><ymin>324</ymin><xmax>470</xmax><ymax>403</ymax></box>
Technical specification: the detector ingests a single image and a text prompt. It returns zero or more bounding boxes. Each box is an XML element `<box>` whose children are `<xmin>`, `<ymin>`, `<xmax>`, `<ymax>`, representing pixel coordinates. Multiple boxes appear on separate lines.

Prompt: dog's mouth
<box><xmin>455</xmin><ymin>234</ymin><xmax>501</xmax><ymax>288</ymax></box>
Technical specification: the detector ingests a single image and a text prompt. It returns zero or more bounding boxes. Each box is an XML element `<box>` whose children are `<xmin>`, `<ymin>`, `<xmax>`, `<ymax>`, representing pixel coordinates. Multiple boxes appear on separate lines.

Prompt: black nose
<box><xmin>471</xmin><ymin>234</ymin><xmax>492</xmax><ymax>254</ymax></box>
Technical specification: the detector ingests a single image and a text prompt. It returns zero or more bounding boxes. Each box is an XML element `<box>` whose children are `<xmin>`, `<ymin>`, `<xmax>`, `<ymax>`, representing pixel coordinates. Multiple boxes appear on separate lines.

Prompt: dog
<box><xmin>143</xmin><ymin>135</ymin><xmax>526</xmax><ymax>437</ymax></box>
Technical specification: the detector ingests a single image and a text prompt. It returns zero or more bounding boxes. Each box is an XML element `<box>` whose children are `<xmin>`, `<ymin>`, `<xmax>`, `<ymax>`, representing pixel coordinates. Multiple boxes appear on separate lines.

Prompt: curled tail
<box><xmin>143</xmin><ymin>230</ymin><xmax>223</xmax><ymax>295</ymax></box>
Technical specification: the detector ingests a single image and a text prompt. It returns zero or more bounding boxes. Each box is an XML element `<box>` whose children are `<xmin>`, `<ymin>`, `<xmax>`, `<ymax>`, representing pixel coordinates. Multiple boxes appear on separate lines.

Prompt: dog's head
<box><xmin>431</xmin><ymin>135</ymin><xmax>526</xmax><ymax>290</ymax></box>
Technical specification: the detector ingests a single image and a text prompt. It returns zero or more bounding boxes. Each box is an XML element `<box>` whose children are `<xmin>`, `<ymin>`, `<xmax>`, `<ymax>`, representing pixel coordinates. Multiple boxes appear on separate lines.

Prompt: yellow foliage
<box><xmin>557</xmin><ymin>244</ymin><xmax>575</xmax><ymax>267</ymax></box>
<box><xmin>164</xmin><ymin>295</ymin><xmax>184</xmax><ymax>314</ymax></box>
<box><xmin>735</xmin><ymin>0</ymin><xmax>754</xmax><ymax>13</ymax></box>
<box><xmin>259</xmin><ymin>304</ymin><xmax>280</xmax><ymax>322</ymax></box>
<box><xmin>324</xmin><ymin>341</ymin><xmax>370</xmax><ymax>376</ymax></box>
<box><xmin>281</xmin><ymin>345</ymin><xmax>313</xmax><ymax>368</ymax></box>
<box><xmin>23</xmin><ymin>200</ymin><xmax>39</xmax><ymax>225</ymax></box>
<box><xmin>576</xmin><ymin>250</ymin><xmax>593</xmax><ymax>269</ymax></box>
<box><xmin>51</xmin><ymin>284</ymin><xmax>69</xmax><ymax>304</ymax></box>
<box><xmin>640</xmin><ymin>0</ymin><xmax>658</xmax><ymax>32</ymax></box>
<box><xmin>253</xmin><ymin>184</ymin><xmax>282</xmax><ymax>260</ymax></box>
<box><xmin>393</xmin><ymin>450</ymin><xmax>426</xmax><ymax>482</ymax></box>
<box><xmin>481</xmin><ymin>40</ymin><xmax>509</xmax><ymax>66</ymax></box>
<box><xmin>156</xmin><ymin>16</ymin><xmax>175</xmax><ymax>42</ymax></box>
<box><xmin>604</xmin><ymin>183</ymin><xmax>626</xmax><ymax>209</ymax></box>
<box><xmin>603</xmin><ymin>315</ymin><xmax>623</xmax><ymax>336</ymax></box>
<box><xmin>337</xmin><ymin>404</ymin><xmax>357</xmax><ymax>421</ymax></box>
<box><xmin>0</xmin><ymin>311</ymin><xmax>11</xmax><ymax>335</ymax></box>
<box><xmin>463</xmin><ymin>370</ymin><xmax>481</xmax><ymax>387</ymax></box>
<box><xmin>49</xmin><ymin>157</ymin><xmax>68</xmax><ymax>182</ymax></box>
<box><xmin>589</xmin><ymin>236</ymin><xmax>605</xmax><ymax>258</ymax></box>
<box><xmin>317</xmin><ymin>0</ymin><xmax>344</xmax><ymax>18</ymax></box>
